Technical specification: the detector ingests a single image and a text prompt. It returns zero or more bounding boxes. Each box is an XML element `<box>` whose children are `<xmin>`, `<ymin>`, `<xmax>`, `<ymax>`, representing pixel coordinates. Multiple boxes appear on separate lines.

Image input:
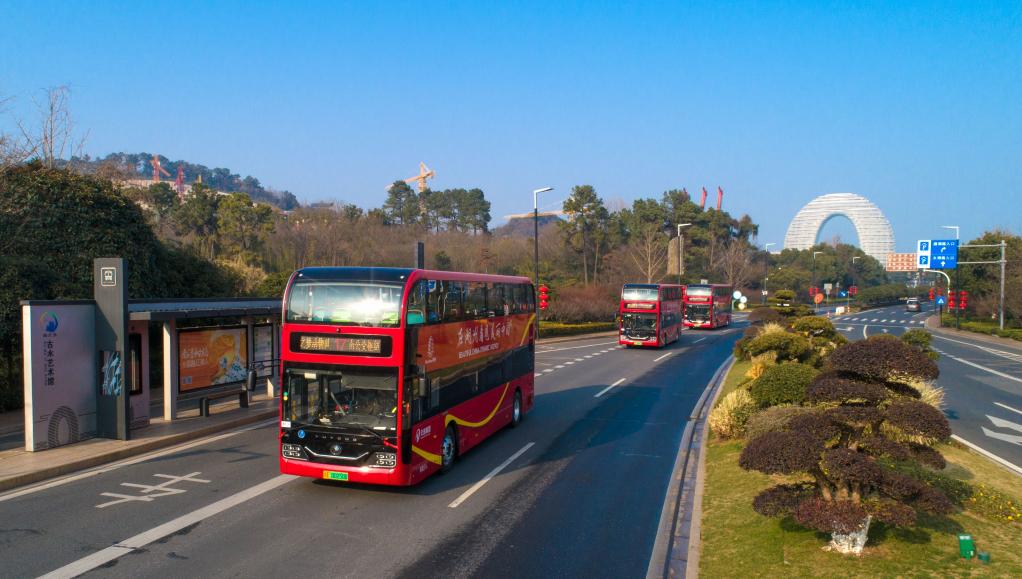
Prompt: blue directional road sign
<box><xmin>839</xmin><ymin>291</ymin><xmax>848</xmax><ymax>297</ymax></box>
<box><xmin>929</xmin><ymin>239</ymin><xmax>959</xmax><ymax>269</ymax></box>
<box><xmin>935</xmin><ymin>295</ymin><xmax>947</xmax><ymax>306</ymax></box>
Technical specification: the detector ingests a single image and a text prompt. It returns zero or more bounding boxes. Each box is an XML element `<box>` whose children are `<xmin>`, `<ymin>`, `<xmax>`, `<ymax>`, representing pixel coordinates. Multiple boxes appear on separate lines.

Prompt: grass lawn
<box><xmin>714</xmin><ymin>359</ymin><xmax>751</xmax><ymax>404</ymax></box>
<box><xmin>699</xmin><ymin>366</ymin><xmax>1022</xmax><ymax>577</ymax></box>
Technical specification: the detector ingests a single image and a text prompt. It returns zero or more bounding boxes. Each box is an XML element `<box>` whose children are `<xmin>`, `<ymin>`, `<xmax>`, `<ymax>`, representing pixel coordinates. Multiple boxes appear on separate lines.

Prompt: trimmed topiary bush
<box><xmin>745</xmin><ymin>406</ymin><xmax>817</xmax><ymax>440</ymax></box>
<box><xmin>749</xmin><ymin>307</ymin><xmax>783</xmax><ymax>325</ymax></box>
<box><xmin>744</xmin><ymin>330</ymin><xmax>812</xmax><ymax>362</ymax></box>
<box><xmin>901</xmin><ymin>328</ymin><xmax>939</xmax><ymax>360</ymax></box>
<box><xmin>708</xmin><ymin>389</ymin><xmax>757</xmax><ymax>439</ymax></box>
<box><xmin>748</xmin><ymin>363</ymin><xmax>819</xmax><ymax>407</ymax></box>
<box><xmin>740</xmin><ymin>336</ymin><xmax>954</xmax><ymax>554</ymax></box>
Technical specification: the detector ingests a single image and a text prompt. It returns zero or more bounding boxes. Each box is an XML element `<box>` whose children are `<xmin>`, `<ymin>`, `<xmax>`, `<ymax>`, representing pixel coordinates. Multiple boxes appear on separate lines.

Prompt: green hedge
<box><xmin>538</xmin><ymin>321</ymin><xmax>617</xmax><ymax>338</ymax></box>
<box><xmin>939</xmin><ymin>315</ymin><xmax>1022</xmax><ymax>341</ymax></box>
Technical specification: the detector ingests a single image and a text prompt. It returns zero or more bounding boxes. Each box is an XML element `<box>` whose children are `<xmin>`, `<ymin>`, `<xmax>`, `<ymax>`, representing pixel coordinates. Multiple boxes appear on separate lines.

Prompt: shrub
<box><xmin>753</xmin><ymin>483</ymin><xmax>818</xmax><ymax>517</ymax></box>
<box><xmin>733</xmin><ymin>326</ymin><xmax>762</xmax><ymax>360</ymax></box>
<box><xmin>791</xmin><ymin>316</ymin><xmax>839</xmax><ymax>338</ymax></box>
<box><xmin>826</xmin><ymin>335</ymin><xmax>938</xmax><ymax>382</ymax></box>
<box><xmin>884</xmin><ymin>400</ymin><xmax>952</xmax><ymax>443</ymax></box>
<box><xmin>745</xmin><ymin>331</ymin><xmax>812</xmax><ymax>362</ymax></box>
<box><xmin>544</xmin><ymin>284</ymin><xmax>618</xmax><ymax>323</ymax></box>
<box><xmin>745</xmin><ymin>405</ymin><xmax>815</xmax><ymax>440</ymax></box>
<box><xmin>744</xmin><ymin>352</ymin><xmax>777</xmax><ymax>381</ymax></box>
<box><xmin>739</xmin><ymin>431</ymin><xmax>823</xmax><ymax>474</ymax></box>
<box><xmin>903</xmin><ymin>378</ymin><xmax>945</xmax><ymax>409</ymax></box>
<box><xmin>793</xmin><ymin>498</ymin><xmax>869</xmax><ymax>535</ymax></box>
<box><xmin>901</xmin><ymin>329</ymin><xmax>939</xmax><ymax>360</ymax></box>
<box><xmin>805</xmin><ymin>374</ymin><xmax>889</xmax><ymax>405</ymax></box>
<box><xmin>708</xmin><ymin>389</ymin><xmax>757</xmax><ymax>439</ymax></box>
<box><xmin>749</xmin><ymin>363</ymin><xmax>819</xmax><ymax>407</ymax></box>
<box><xmin>749</xmin><ymin>307</ymin><xmax>782</xmax><ymax>325</ymax></box>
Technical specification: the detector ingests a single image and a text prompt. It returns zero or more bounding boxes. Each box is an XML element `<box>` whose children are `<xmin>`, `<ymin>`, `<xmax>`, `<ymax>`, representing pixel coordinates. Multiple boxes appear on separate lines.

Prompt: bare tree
<box><xmin>715</xmin><ymin>238</ymin><xmax>755</xmax><ymax>290</ymax></box>
<box><xmin>628</xmin><ymin>223</ymin><xmax>668</xmax><ymax>283</ymax></box>
<box><xmin>0</xmin><ymin>93</ymin><xmax>36</xmax><ymax>174</ymax></box>
<box><xmin>35</xmin><ymin>86</ymin><xmax>88</xmax><ymax>168</ymax></box>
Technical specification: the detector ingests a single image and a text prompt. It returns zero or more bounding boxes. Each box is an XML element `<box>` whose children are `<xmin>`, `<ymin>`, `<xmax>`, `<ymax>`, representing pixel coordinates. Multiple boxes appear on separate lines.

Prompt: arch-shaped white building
<box><xmin>783</xmin><ymin>193</ymin><xmax>895</xmax><ymax>266</ymax></box>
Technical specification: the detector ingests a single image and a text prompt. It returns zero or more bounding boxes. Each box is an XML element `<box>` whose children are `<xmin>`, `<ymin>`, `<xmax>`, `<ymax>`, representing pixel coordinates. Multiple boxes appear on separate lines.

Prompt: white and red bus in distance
<box><xmin>684</xmin><ymin>284</ymin><xmax>733</xmax><ymax>329</ymax></box>
<box><xmin>619</xmin><ymin>283</ymin><xmax>684</xmax><ymax>347</ymax></box>
<box><xmin>279</xmin><ymin>267</ymin><xmax>536</xmax><ymax>486</ymax></box>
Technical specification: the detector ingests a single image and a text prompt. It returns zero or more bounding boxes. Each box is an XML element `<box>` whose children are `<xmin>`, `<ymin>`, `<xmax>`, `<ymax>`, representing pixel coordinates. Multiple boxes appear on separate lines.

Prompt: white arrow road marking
<box><xmin>987</xmin><ymin>415</ymin><xmax>1022</xmax><ymax>434</ymax></box>
<box><xmin>981</xmin><ymin>427</ymin><xmax>1022</xmax><ymax>445</ymax></box>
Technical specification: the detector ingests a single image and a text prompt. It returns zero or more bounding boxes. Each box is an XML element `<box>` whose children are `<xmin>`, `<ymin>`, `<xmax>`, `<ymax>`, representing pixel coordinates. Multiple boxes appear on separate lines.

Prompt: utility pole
<box><xmin>533</xmin><ymin>187</ymin><xmax>553</xmax><ymax>291</ymax></box>
<box><xmin>1000</xmin><ymin>239</ymin><xmax>1007</xmax><ymax>331</ymax></box>
<box><xmin>763</xmin><ymin>243</ymin><xmax>775</xmax><ymax>304</ymax></box>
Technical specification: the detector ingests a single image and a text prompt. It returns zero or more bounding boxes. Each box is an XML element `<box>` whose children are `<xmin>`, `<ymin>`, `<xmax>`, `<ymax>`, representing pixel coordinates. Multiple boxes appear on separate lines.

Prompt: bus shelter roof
<box><xmin>127</xmin><ymin>298</ymin><xmax>281</xmax><ymax>321</ymax></box>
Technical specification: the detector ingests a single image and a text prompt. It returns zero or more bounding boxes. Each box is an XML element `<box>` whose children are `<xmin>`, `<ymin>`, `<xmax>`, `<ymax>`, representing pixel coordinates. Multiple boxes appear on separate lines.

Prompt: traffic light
<box><xmin>959</xmin><ymin>290</ymin><xmax>968</xmax><ymax>309</ymax></box>
<box><xmin>809</xmin><ymin>286</ymin><xmax>818</xmax><ymax>297</ymax></box>
<box><xmin>928</xmin><ymin>288</ymin><xmax>935</xmax><ymax>301</ymax></box>
<box><xmin>538</xmin><ymin>284</ymin><xmax>550</xmax><ymax>311</ymax></box>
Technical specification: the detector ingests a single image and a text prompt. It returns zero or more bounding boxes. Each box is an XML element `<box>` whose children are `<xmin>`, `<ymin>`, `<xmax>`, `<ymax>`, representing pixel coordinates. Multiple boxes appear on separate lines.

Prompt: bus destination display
<box><xmin>296</xmin><ymin>334</ymin><xmax>384</xmax><ymax>355</ymax></box>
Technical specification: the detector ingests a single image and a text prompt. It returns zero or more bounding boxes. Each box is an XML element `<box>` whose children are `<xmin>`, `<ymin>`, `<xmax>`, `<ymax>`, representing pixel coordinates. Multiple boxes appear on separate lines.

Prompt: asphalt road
<box><xmin>833</xmin><ymin>304</ymin><xmax>1022</xmax><ymax>472</ymax></box>
<box><xmin>0</xmin><ymin>325</ymin><xmax>741</xmax><ymax>579</ymax></box>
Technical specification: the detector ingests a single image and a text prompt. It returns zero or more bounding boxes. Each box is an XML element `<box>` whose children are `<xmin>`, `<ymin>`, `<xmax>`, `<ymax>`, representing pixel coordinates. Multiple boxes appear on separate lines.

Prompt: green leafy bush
<box><xmin>749</xmin><ymin>307</ymin><xmax>783</xmax><ymax>325</ymax></box>
<box><xmin>826</xmin><ymin>334</ymin><xmax>938</xmax><ymax>382</ymax></box>
<box><xmin>744</xmin><ymin>330</ymin><xmax>812</xmax><ymax>362</ymax></box>
<box><xmin>749</xmin><ymin>363</ymin><xmax>819</xmax><ymax>407</ymax></box>
<box><xmin>709</xmin><ymin>389</ymin><xmax>757</xmax><ymax>439</ymax></box>
<box><xmin>901</xmin><ymin>329</ymin><xmax>939</xmax><ymax>360</ymax></box>
<box><xmin>745</xmin><ymin>405</ymin><xmax>815</xmax><ymax>440</ymax></box>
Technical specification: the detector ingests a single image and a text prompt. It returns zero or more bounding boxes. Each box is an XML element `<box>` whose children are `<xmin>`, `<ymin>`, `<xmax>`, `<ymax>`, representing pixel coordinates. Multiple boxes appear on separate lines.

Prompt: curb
<box><xmin>647</xmin><ymin>355</ymin><xmax>735</xmax><ymax>579</ymax></box>
<box><xmin>925</xmin><ymin>315</ymin><xmax>1022</xmax><ymax>350</ymax></box>
<box><xmin>0</xmin><ymin>408</ymin><xmax>277</xmax><ymax>494</ymax></box>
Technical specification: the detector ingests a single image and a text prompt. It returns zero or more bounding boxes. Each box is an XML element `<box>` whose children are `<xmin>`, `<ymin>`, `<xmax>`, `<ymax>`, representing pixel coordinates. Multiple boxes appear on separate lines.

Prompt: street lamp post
<box><xmin>813</xmin><ymin>250</ymin><xmax>823</xmax><ymax>311</ymax></box>
<box><xmin>850</xmin><ymin>256</ymin><xmax>860</xmax><ymax>311</ymax></box>
<box><xmin>940</xmin><ymin>225</ymin><xmax>960</xmax><ymax>329</ymax></box>
<box><xmin>762</xmin><ymin>243</ymin><xmax>775</xmax><ymax>304</ymax></box>
<box><xmin>676</xmin><ymin>223</ymin><xmax>692</xmax><ymax>286</ymax></box>
<box><xmin>531</xmin><ymin>187</ymin><xmax>555</xmax><ymax>292</ymax></box>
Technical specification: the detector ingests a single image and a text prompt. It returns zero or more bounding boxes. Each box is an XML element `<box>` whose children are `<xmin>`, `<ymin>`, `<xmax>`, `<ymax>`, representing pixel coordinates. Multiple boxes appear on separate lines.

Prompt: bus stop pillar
<box><xmin>162</xmin><ymin>320</ymin><xmax>178</xmax><ymax>421</ymax></box>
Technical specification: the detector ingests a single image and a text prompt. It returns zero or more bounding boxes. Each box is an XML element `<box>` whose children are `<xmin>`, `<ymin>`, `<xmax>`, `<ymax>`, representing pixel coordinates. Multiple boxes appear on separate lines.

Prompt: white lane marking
<box><xmin>543</xmin><ymin>369</ymin><xmax>554</xmax><ymax>373</ymax></box>
<box><xmin>863</xmin><ymin>325</ymin><xmax>869</xmax><ymax>340</ymax></box>
<box><xmin>554</xmin><ymin>365</ymin><xmax>565</xmax><ymax>369</ymax></box>
<box><xmin>39</xmin><ymin>475</ymin><xmax>296</xmax><ymax>579</ymax></box>
<box><xmin>933</xmin><ymin>334</ymin><xmax>1022</xmax><ymax>363</ymax></box>
<box><xmin>653</xmin><ymin>352</ymin><xmax>672</xmax><ymax>362</ymax></box>
<box><xmin>574</xmin><ymin>358</ymin><xmax>584</xmax><ymax>362</ymax></box>
<box><xmin>941</xmin><ymin>353</ymin><xmax>1022</xmax><ymax>384</ymax></box>
<box><xmin>987</xmin><ymin>415</ymin><xmax>1022</xmax><ymax>434</ymax></box>
<box><xmin>595</xmin><ymin>378</ymin><xmax>627</xmax><ymax>398</ymax></box>
<box><xmin>0</xmin><ymin>419</ymin><xmax>275</xmax><ymax>504</ymax></box>
<box><xmin>950</xmin><ymin>435</ymin><xmax>1022</xmax><ymax>476</ymax></box>
<box><xmin>96</xmin><ymin>472</ymin><xmax>211</xmax><ymax>509</ymax></box>
<box><xmin>536</xmin><ymin>340</ymin><xmax>619</xmax><ymax>354</ymax></box>
<box><xmin>694</xmin><ymin>337</ymin><xmax>706</xmax><ymax>343</ymax></box>
<box><xmin>591</xmin><ymin>352</ymin><xmax>602</xmax><ymax>356</ymax></box>
<box><xmin>871</xmin><ymin>318</ymin><xmax>879</xmax><ymax>322</ymax></box>
<box><xmin>995</xmin><ymin>402</ymin><xmax>1022</xmax><ymax>417</ymax></box>
<box><xmin>534</xmin><ymin>373</ymin><xmax>541</xmax><ymax>378</ymax></box>
<box><xmin>448</xmin><ymin>442</ymin><xmax>534</xmax><ymax>508</ymax></box>
<box><xmin>564</xmin><ymin>361</ymin><xmax>575</xmax><ymax>365</ymax></box>
<box><xmin>584</xmin><ymin>355</ymin><xmax>593</xmax><ymax>359</ymax></box>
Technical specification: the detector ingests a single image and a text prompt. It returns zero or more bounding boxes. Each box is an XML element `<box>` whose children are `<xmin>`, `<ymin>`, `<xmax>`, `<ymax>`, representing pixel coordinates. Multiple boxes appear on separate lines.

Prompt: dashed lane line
<box><xmin>653</xmin><ymin>352</ymin><xmax>672</xmax><ymax>362</ymax></box>
<box><xmin>595</xmin><ymin>378</ymin><xmax>626</xmax><ymax>398</ymax></box>
<box><xmin>448</xmin><ymin>442</ymin><xmax>535</xmax><ymax>509</ymax></box>
<box><xmin>536</xmin><ymin>340</ymin><xmax>620</xmax><ymax>354</ymax></box>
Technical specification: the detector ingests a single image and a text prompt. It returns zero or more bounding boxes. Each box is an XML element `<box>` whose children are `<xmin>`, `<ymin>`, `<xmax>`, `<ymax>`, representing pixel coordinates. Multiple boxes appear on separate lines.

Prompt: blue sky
<box><xmin>1</xmin><ymin>1</ymin><xmax>1019</xmax><ymax>251</ymax></box>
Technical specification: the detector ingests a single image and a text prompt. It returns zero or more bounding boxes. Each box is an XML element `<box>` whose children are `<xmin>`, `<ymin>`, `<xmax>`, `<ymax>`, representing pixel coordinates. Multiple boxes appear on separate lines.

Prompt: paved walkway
<box><xmin>0</xmin><ymin>393</ymin><xmax>277</xmax><ymax>493</ymax></box>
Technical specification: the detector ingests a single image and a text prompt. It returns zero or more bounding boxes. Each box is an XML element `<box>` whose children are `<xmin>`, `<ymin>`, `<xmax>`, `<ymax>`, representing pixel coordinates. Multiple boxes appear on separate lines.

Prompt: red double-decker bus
<box><xmin>619</xmin><ymin>283</ymin><xmax>684</xmax><ymax>347</ymax></box>
<box><xmin>684</xmin><ymin>284</ymin><xmax>732</xmax><ymax>329</ymax></box>
<box><xmin>279</xmin><ymin>267</ymin><xmax>536</xmax><ymax>486</ymax></box>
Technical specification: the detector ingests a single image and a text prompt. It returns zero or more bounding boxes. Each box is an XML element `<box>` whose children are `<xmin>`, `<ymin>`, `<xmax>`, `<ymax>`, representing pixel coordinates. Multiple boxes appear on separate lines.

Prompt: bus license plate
<box><xmin>322</xmin><ymin>471</ymin><xmax>349</xmax><ymax>481</ymax></box>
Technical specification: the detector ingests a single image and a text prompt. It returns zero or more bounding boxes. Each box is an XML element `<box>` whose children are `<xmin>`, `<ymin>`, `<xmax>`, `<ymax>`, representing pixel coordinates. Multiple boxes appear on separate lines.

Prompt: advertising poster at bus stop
<box><xmin>178</xmin><ymin>328</ymin><xmax>248</xmax><ymax>392</ymax></box>
<box><xmin>21</xmin><ymin>303</ymin><xmax>98</xmax><ymax>451</ymax></box>
<box><xmin>254</xmin><ymin>324</ymin><xmax>274</xmax><ymax>378</ymax></box>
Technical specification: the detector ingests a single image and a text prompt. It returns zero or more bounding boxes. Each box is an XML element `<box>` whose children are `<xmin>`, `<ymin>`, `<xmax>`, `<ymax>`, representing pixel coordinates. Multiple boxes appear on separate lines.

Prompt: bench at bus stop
<box><xmin>183</xmin><ymin>370</ymin><xmax>255</xmax><ymax>417</ymax></box>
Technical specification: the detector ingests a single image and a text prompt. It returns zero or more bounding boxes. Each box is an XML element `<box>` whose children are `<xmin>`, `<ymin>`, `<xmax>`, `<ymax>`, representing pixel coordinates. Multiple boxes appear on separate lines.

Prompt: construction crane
<box><xmin>175</xmin><ymin>166</ymin><xmax>185</xmax><ymax>195</ymax></box>
<box><xmin>388</xmin><ymin>162</ymin><xmax>435</xmax><ymax>193</ymax></box>
<box><xmin>150</xmin><ymin>154</ymin><xmax>170</xmax><ymax>183</ymax></box>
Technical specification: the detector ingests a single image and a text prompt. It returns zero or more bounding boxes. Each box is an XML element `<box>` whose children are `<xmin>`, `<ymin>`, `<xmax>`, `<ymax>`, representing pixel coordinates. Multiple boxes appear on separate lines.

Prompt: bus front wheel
<box><xmin>441</xmin><ymin>425</ymin><xmax>458</xmax><ymax>473</ymax></box>
<box><xmin>511</xmin><ymin>389</ymin><xmax>523</xmax><ymax>428</ymax></box>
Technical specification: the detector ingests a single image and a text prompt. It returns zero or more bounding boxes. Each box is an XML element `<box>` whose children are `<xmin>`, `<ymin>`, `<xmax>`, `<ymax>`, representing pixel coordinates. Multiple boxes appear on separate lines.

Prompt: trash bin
<box><xmin>978</xmin><ymin>552</ymin><xmax>991</xmax><ymax>564</ymax></box>
<box><xmin>957</xmin><ymin>534</ymin><xmax>975</xmax><ymax>559</ymax></box>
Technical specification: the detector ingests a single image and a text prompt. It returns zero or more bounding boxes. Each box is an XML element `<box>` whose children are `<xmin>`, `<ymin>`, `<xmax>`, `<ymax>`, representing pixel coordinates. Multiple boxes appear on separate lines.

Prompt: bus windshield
<box><xmin>287</xmin><ymin>281</ymin><xmax>404</xmax><ymax>327</ymax></box>
<box><xmin>284</xmin><ymin>365</ymin><xmax>398</xmax><ymax>432</ymax></box>
<box><xmin>622</xmin><ymin>313</ymin><xmax>657</xmax><ymax>335</ymax></box>
<box><xmin>622</xmin><ymin>286</ymin><xmax>659</xmax><ymax>301</ymax></box>
<box><xmin>686</xmin><ymin>286</ymin><xmax>712</xmax><ymax>297</ymax></box>
<box><xmin>686</xmin><ymin>304</ymin><xmax>710</xmax><ymax>322</ymax></box>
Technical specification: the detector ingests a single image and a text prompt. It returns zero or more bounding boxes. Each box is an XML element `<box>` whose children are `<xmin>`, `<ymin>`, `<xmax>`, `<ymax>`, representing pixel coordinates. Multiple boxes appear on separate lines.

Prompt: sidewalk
<box><xmin>924</xmin><ymin>314</ymin><xmax>1022</xmax><ymax>351</ymax></box>
<box><xmin>0</xmin><ymin>393</ymin><xmax>277</xmax><ymax>493</ymax></box>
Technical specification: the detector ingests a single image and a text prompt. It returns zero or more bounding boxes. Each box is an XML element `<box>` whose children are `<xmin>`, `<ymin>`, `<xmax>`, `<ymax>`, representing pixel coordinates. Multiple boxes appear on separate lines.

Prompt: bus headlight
<box><xmin>373</xmin><ymin>452</ymin><xmax>397</xmax><ymax>468</ymax></box>
<box><xmin>282</xmin><ymin>443</ymin><xmax>305</xmax><ymax>459</ymax></box>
